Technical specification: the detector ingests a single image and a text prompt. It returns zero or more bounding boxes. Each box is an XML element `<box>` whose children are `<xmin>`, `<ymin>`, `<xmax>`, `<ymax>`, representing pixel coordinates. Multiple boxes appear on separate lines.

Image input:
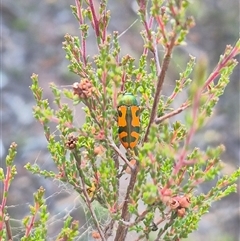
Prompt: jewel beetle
<box><xmin>117</xmin><ymin>93</ymin><xmax>140</xmax><ymax>149</ymax></box>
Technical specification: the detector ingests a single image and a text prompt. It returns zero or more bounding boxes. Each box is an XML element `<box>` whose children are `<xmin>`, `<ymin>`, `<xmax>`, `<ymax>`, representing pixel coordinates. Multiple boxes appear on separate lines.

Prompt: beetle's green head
<box><xmin>118</xmin><ymin>93</ymin><xmax>139</xmax><ymax>107</ymax></box>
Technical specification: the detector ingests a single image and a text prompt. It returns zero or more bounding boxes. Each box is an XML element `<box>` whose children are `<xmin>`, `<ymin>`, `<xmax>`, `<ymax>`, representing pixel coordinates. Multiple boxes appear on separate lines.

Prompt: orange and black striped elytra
<box><xmin>117</xmin><ymin>93</ymin><xmax>140</xmax><ymax>149</ymax></box>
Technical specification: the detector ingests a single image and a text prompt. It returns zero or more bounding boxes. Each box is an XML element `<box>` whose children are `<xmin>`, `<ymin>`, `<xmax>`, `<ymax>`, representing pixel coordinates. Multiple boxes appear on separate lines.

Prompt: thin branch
<box><xmin>153</xmin><ymin>215</ymin><xmax>176</xmax><ymax>241</ymax></box>
<box><xmin>75</xmin><ymin>0</ymin><xmax>87</xmax><ymax>66</ymax></box>
<box><xmin>71</xmin><ymin>149</ymin><xmax>106</xmax><ymax>241</ymax></box>
<box><xmin>0</xmin><ymin>166</ymin><xmax>12</xmax><ymax>234</ymax></box>
<box><xmin>25</xmin><ymin>204</ymin><xmax>39</xmax><ymax>236</ymax></box>
<box><xmin>104</xmin><ymin>219</ymin><xmax>115</xmax><ymax>239</ymax></box>
<box><xmin>5</xmin><ymin>214</ymin><xmax>12</xmax><ymax>240</ymax></box>
<box><xmin>174</xmin><ymin>41</ymin><xmax>240</xmax><ymax>174</ymax></box>
<box><xmin>108</xmin><ymin>138</ymin><xmax>134</xmax><ymax>171</ymax></box>
<box><xmin>88</xmin><ymin>0</ymin><xmax>100</xmax><ymax>38</ymax></box>
<box><xmin>114</xmin><ymin>162</ymin><xmax>139</xmax><ymax>241</ymax></box>
<box><xmin>155</xmin><ymin>101</ymin><xmax>190</xmax><ymax>124</ymax></box>
<box><xmin>203</xmin><ymin>44</ymin><xmax>240</xmax><ymax>90</ymax></box>
<box><xmin>144</xmin><ymin>32</ymin><xmax>177</xmax><ymax>142</ymax></box>
<box><xmin>153</xmin><ymin>40</ymin><xmax>161</xmax><ymax>75</ymax></box>
<box><xmin>145</xmin><ymin>16</ymin><xmax>161</xmax><ymax>75</ymax></box>
<box><xmin>75</xmin><ymin>156</ymin><xmax>106</xmax><ymax>241</ymax></box>
<box><xmin>156</xmin><ymin>15</ymin><xmax>168</xmax><ymax>46</ymax></box>
<box><xmin>174</xmin><ymin>89</ymin><xmax>201</xmax><ymax>174</ymax></box>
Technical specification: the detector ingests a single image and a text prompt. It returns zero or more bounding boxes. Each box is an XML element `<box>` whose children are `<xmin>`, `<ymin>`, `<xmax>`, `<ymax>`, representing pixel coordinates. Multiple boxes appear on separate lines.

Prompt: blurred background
<box><xmin>1</xmin><ymin>0</ymin><xmax>239</xmax><ymax>240</ymax></box>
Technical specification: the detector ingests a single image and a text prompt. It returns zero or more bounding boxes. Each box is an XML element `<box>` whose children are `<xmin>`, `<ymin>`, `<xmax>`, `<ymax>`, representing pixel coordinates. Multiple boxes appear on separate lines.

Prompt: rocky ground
<box><xmin>1</xmin><ymin>0</ymin><xmax>239</xmax><ymax>240</ymax></box>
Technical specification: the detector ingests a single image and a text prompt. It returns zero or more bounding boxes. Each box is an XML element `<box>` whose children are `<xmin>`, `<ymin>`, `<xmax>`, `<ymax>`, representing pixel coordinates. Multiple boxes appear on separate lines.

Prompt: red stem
<box><xmin>0</xmin><ymin>167</ymin><xmax>12</xmax><ymax>233</ymax></box>
<box><xmin>88</xmin><ymin>0</ymin><xmax>100</xmax><ymax>38</ymax></box>
<box><xmin>144</xmin><ymin>32</ymin><xmax>177</xmax><ymax>142</ymax></box>
<box><xmin>174</xmin><ymin>89</ymin><xmax>200</xmax><ymax>174</ymax></box>
<box><xmin>102</xmin><ymin>10</ymin><xmax>107</xmax><ymax>43</ymax></box>
<box><xmin>75</xmin><ymin>0</ymin><xmax>87</xmax><ymax>66</ymax></box>
<box><xmin>121</xmin><ymin>71</ymin><xmax>126</xmax><ymax>92</ymax></box>
<box><xmin>25</xmin><ymin>203</ymin><xmax>40</xmax><ymax>236</ymax></box>
<box><xmin>174</xmin><ymin>44</ymin><xmax>240</xmax><ymax>174</ymax></box>
<box><xmin>203</xmin><ymin>45</ymin><xmax>239</xmax><ymax>90</ymax></box>
<box><xmin>156</xmin><ymin>15</ymin><xmax>168</xmax><ymax>45</ymax></box>
<box><xmin>142</xmin><ymin>14</ymin><xmax>153</xmax><ymax>55</ymax></box>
